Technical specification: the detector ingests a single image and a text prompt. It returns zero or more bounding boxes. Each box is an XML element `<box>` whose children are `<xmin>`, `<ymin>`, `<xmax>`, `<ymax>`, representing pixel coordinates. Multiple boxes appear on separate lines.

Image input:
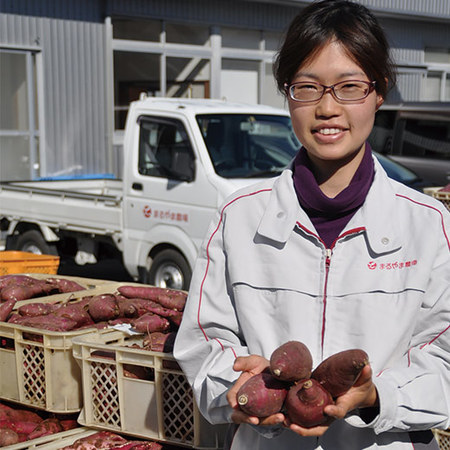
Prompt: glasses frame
<box><xmin>284</xmin><ymin>80</ymin><xmax>376</xmax><ymax>103</ymax></box>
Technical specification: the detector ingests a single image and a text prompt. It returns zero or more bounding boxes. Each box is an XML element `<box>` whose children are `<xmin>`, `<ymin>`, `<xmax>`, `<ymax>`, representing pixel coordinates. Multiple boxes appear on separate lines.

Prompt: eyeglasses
<box><xmin>284</xmin><ymin>80</ymin><xmax>376</xmax><ymax>102</ymax></box>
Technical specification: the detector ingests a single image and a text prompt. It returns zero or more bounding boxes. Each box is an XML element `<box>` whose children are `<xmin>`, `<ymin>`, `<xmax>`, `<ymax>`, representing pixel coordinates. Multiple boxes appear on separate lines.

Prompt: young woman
<box><xmin>174</xmin><ymin>1</ymin><xmax>450</xmax><ymax>448</ymax></box>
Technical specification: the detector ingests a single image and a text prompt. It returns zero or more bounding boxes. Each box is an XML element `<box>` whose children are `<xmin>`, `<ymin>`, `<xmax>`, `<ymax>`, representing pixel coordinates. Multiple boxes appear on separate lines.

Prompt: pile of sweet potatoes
<box><xmin>0</xmin><ymin>275</ymin><xmax>86</xmax><ymax>302</ymax></box>
<box><xmin>0</xmin><ymin>284</ymin><xmax>187</xmax><ymax>349</ymax></box>
<box><xmin>0</xmin><ymin>402</ymin><xmax>78</xmax><ymax>446</ymax></box>
<box><xmin>60</xmin><ymin>430</ymin><xmax>162</xmax><ymax>449</ymax></box>
<box><xmin>237</xmin><ymin>341</ymin><xmax>369</xmax><ymax>427</ymax></box>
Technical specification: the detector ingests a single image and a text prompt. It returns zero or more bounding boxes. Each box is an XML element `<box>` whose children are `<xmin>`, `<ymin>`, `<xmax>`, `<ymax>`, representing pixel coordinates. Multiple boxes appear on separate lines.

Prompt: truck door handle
<box><xmin>132</xmin><ymin>182</ymin><xmax>143</xmax><ymax>191</ymax></box>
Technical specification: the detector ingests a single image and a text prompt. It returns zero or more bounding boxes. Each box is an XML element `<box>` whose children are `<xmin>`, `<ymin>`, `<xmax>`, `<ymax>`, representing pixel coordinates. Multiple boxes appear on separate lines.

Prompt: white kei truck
<box><xmin>0</xmin><ymin>97</ymin><xmax>299</xmax><ymax>290</ymax></box>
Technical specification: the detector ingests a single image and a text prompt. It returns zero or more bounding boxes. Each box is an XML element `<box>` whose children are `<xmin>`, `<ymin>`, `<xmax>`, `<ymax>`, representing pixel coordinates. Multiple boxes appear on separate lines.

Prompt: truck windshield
<box><xmin>196</xmin><ymin>114</ymin><xmax>300</xmax><ymax>178</ymax></box>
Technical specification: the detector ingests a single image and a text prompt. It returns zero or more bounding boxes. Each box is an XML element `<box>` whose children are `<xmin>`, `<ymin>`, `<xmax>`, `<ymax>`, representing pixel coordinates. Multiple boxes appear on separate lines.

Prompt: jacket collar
<box><xmin>257</xmin><ymin>167</ymin><xmax>311</xmax><ymax>243</ymax></box>
<box><xmin>257</xmin><ymin>155</ymin><xmax>402</xmax><ymax>255</ymax></box>
<box><xmin>351</xmin><ymin>157</ymin><xmax>402</xmax><ymax>255</ymax></box>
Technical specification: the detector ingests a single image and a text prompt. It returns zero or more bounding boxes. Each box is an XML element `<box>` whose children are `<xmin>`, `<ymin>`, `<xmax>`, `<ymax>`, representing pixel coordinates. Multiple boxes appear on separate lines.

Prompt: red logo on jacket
<box><xmin>368</xmin><ymin>260</ymin><xmax>417</xmax><ymax>270</ymax></box>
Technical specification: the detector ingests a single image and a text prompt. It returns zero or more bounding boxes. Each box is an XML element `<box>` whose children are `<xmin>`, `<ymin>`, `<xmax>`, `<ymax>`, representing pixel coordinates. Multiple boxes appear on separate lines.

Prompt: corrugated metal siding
<box><xmin>0</xmin><ymin>12</ymin><xmax>108</xmax><ymax>177</ymax></box>
<box><xmin>288</xmin><ymin>0</ymin><xmax>450</xmax><ymax>19</ymax></box>
<box><xmin>356</xmin><ymin>0</ymin><xmax>450</xmax><ymax>18</ymax></box>
<box><xmin>108</xmin><ymin>0</ymin><xmax>301</xmax><ymax>31</ymax></box>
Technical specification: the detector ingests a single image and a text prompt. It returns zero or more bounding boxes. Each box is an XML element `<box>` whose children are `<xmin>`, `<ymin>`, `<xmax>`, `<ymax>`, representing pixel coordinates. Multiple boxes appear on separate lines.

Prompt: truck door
<box><xmin>122</xmin><ymin>115</ymin><xmax>217</xmax><ymax>289</ymax></box>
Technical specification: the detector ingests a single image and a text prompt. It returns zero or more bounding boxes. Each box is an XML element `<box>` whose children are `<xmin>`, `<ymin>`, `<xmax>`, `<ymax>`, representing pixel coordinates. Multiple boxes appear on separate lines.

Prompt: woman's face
<box><xmin>288</xmin><ymin>40</ymin><xmax>384</xmax><ymax>166</ymax></box>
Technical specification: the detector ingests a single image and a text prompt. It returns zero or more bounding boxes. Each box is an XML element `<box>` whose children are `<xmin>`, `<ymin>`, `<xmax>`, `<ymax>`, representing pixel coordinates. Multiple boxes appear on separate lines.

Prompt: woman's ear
<box><xmin>375</xmin><ymin>94</ymin><xmax>384</xmax><ymax>111</ymax></box>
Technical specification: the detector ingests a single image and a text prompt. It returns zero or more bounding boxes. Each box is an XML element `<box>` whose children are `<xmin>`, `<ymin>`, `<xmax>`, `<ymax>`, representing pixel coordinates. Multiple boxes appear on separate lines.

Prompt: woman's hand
<box><xmin>287</xmin><ymin>365</ymin><xmax>379</xmax><ymax>436</ymax></box>
<box><xmin>227</xmin><ymin>355</ymin><xmax>285</xmax><ymax>427</ymax></box>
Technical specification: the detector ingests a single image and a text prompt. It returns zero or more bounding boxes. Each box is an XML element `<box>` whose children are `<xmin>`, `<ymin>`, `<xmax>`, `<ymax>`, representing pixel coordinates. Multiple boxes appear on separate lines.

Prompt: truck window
<box><xmin>196</xmin><ymin>114</ymin><xmax>300</xmax><ymax>178</ymax></box>
<box><xmin>368</xmin><ymin>110</ymin><xmax>396</xmax><ymax>154</ymax></box>
<box><xmin>397</xmin><ymin>117</ymin><xmax>450</xmax><ymax>160</ymax></box>
<box><xmin>138</xmin><ymin>117</ymin><xmax>195</xmax><ymax>181</ymax></box>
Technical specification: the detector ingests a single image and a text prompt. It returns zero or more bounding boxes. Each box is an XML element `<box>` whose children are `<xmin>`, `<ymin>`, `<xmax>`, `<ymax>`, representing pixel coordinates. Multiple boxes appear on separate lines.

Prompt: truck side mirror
<box><xmin>171</xmin><ymin>146</ymin><xmax>195</xmax><ymax>182</ymax></box>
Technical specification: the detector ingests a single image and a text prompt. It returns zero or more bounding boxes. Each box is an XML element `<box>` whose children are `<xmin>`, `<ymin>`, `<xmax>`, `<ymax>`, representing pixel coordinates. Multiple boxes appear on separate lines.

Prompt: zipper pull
<box><xmin>325</xmin><ymin>248</ymin><xmax>332</xmax><ymax>266</ymax></box>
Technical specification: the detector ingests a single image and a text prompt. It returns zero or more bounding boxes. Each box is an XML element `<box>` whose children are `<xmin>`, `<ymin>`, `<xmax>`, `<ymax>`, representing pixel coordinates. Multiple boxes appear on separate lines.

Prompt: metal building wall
<box><xmin>0</xmin><ymin>7</ymin><xmax>108</xmax><ymax>178</ymax></box>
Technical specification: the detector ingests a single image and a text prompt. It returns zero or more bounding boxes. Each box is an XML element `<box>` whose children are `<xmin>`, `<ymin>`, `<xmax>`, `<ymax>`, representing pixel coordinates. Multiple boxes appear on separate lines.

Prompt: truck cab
<box><xmin>119</xmin><ymin>97</ymin><xmax>299</xmax><ymax>289</ymax></box>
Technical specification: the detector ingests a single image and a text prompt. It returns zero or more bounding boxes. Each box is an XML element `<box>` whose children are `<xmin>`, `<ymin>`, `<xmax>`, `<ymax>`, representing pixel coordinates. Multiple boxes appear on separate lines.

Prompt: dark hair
<box><xmin>273</xmin><ymin>0</ymin><xmax>397</xmax><ymax>98</ymax></box>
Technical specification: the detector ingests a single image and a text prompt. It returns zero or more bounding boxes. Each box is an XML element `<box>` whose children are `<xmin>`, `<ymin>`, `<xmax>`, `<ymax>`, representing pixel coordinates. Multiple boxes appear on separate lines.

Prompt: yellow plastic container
<box><xmin>0</xmin><ymin>251</ymin><xmax>60</xmax><ymax>275</ymax></box>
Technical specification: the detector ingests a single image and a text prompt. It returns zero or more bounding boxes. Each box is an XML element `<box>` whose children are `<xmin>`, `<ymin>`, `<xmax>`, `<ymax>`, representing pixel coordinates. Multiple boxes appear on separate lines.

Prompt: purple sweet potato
<box><xmin>0</xmin><ymin>299</ymin><xmax>16</xmax><ymax>322</ymax></box>
<box><xmin>236</xmin><ymin>371</ymin><xmax>289</xmax><ymax>417</ymax></box>
<box><xmin>2</xmin><ymin>407</ymin><xmax>43</xmax><ymax>424</ymax></box>
<box><xmin>117</xmin><ymin>286</ymin><xmax>187</xmax><ymax>311</ymax></box>
<box><xmin>12</xmin><ymin>314</ymin><xmax>78</xmax><ymax>331</ymax></box>
<box><xmin>61</xmin><ymin>431</ymin><xmax>128</xmax><ymax>449</ymax></box>
<box><xmin>116</xmin><ymin>296</ymin><xmax>139</xmax><ymax>318</ymax></box>
<box><xmin>53</xmin><ymin>303</ymin><xmax>94</xmax><ymax>327</ymax></box>
<box><xmin>285</xmin><ymin>378</ymin><xmax>334</xmax><ymax>428</ymax></box>
<box><xmin>88</xmin><ymin>294</ymin><xmax>120</xmax><ymax>322</ymax></box>
<box><xmin>0</xmin><ymin>275</ymin><xmax>36</xmax><ymax>290</ymax></box>
<box><xmin>44</xmin><ymin>277</ymin><xmax>85</xmax><ymax>293</ymax></box>
<box><xmin>311</xmin><ymin>349</ymin><xmax>369</xmax><ymax>397</ymax></box>
<box><xmin>270</xmin><ymin>341</ymin><xmax>313</xmax><ymax>382</ymax></box>
<box><xmin>111</xmin><ymin>442</ymin><xmax>163</xmax><ymax>450</ymax></box>
<box><xmin>143</xmin><ymin>331</ymin><xmax>177</xmax><ymax>353</ymax></box>
<box><xmin>0</xmin><ymin>427</ymin><xmax>20</xmax><ymax>446</ymax></box>
<box><xmin>133</xmin><ymin>313</ymin><xmax>170</xmax><ymax>333</ymax></box>
<box><xmin>0</xmin><ymin>282</ymin><xmax>53</xmax><ymax>302</ymax></box>
<box><xmin>27</xmin><ymin>417</ymin><xmax>63</xmax><ymax>439</ymax></box>
<box><xmin>18</xmin><ymin>302</ymin><xmax>58</xmax><ymax>317</ymax></box>
<box><xmin>128</xmin><ymin>299</ymin><xmax>183</xmax><ymax>327</ymax></box>
<box><xmin>0</xmin><ymin>419</ymin><xmax>40</xmax><ymax>435</ymax></box>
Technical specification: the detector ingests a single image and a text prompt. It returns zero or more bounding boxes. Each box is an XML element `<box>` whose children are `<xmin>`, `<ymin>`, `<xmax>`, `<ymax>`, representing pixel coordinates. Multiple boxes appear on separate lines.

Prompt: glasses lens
<box><xmin>290</xmin><ymin>83</ymin><xmax>322</xmax><ymax>101</ymax></box>
<box><xmin>334</xmin><ymin>81</ymin><xmax>370</xmax><ymax>100</ymax></box>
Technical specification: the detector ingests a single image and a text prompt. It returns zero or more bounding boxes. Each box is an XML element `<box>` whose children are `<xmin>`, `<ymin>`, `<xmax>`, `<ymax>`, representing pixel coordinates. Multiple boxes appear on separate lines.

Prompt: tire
<box><xmin>148</xmin><ymin>249</ymin><xmax>192</xmax><ymax>291</ymax></box>
<box><xmin>13</xmin><ymin>230</ymin><xmax>58</xmax><ymax>255</ymax></box>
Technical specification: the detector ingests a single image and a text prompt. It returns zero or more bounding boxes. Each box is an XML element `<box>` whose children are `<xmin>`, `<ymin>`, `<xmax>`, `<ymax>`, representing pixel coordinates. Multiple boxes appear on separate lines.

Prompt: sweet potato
<box><xmin>115</xmin><ymin>296</ymin><xmax>139</xmax><ymax>318</ymax></box>
<box><xmin>117</xmin><ymin>286</ymin><xmax>187</xmax><ymax>311</ymax></box>
<box><xmin>128</xmin><ymin>299</ymin><xmax>183</xmax><ymax>327</ymax></box>
<box><xmin>18</xmin><ymin>302</ymin><xmax>58</xmax><ymax>317</ymax></box>
<box><xmin>236</xmin><ymin>371</ymin><xmax>288</xmax><ymax>417</ymax></box>
<box><xmin>0</xmin><ymin>299</ymin><xmax>16</xmax><ymax>322</ymax></box>
<box><xmin>0</xmin><ymin>419</ymin><xmax>40</xmax><ymax>435</ymax></box>
<box><xmin>123</xmin><ymin>364</ymin><xmax>153</xmax><ymax>380</ymax></box>
<box><xmin>53</xmin><ymin>303</ymin><xmax>94</xmax><ymax>327</ymax></box>
<box><xmin>88</xmin><ymin>294</ymin><xmax>120</xmax><ymax>322</ymax></box>
<box><xmin>270</xmin><ymin>341</ymin><xmax>313</xmax><ymax>382</ymax></box>
<box><xmin>111</xmin><ymin>442</ymin><xmax>163</xmax><ymax>450</ymax></box>
<box><xmin>285</xmin><ymin>378</ymin><xmax>334</xmax><ymax>428</ymax></box>
<box><xmin>27</xmin><ymin>417</ymin><xmax>63</xmax><ymax>439</ymax></box>
<box><xmin>59</xmin><ymin>418</ymin><xmax>79</xmax><ymax>431</ymax></box>
<box><xmin>0</xmin><ymin>275</ymin><xmax>36</xmax><ymax>290</ymax></box>
<box><xmin>143</xmin><ymin>331</ymin><xmax>177</xmax><ymax>353</ymax></box>
<box><xmin>3</xmin><ymin>407</ymin><xmax>43</xmax><ymax>424</ymax></box>
<box><xmin>311</xmin><ymin>349</ymin><xmax>369</xmax><ymax>398</ymax></box>
<box><xmin>12</xmin><ymin>314</ymin><xmax>78</xmax><ymax>331</ymax></box>
<box><xmin>0</xmin><ymin>427</ymin><xmax>19</xmax><ymax>446</ymax></box>
<box><xmin>45</xmin><ymin>277</ymin><xmax>85</xmax><ymax>293</ymax></box>
<box><xmin>0</xmin><ymin>283</ymin><xmax>51</xmax><ymax>302</ymax></box>
<box><xmin>155</xmin><ymin>292</ymin><xmax>187</xmax><ymax>312</ymax></box>
<box><xmin>133</xmin><ymin>313</ymin><xmax>170</xmax><ymax>333</ymax></box>
<box><xmin>61</xmin><ymin>431</ymin><xmax>128</xmax><ymax>449</ymax></box>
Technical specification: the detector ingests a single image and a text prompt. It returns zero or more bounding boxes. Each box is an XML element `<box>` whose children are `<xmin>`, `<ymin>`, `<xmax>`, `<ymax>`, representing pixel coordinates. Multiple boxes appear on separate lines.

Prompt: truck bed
<box><xmin>0</xmin><ymin>179</ymin><xmax>123</xmax><ymax>236</ymax></box>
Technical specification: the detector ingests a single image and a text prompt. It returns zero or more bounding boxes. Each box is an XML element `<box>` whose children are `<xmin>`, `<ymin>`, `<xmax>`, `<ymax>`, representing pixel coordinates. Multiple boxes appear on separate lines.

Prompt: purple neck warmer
<box><xmin>293</xmin><ymin>142</ymin><xmax>374</xmax><ymax>248</ymax></box>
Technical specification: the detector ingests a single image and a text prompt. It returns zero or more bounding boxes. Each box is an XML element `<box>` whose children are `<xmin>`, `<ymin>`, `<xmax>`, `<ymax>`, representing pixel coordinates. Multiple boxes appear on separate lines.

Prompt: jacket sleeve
<box><xmin>173</xmin><ymin>207</ymin><xmax>249</xmax><ymax>424</ymax></box>
<box><xmin>349</xmin><ymin>210</ymin><xmax>450</xmax><ymax>433</ymax></box>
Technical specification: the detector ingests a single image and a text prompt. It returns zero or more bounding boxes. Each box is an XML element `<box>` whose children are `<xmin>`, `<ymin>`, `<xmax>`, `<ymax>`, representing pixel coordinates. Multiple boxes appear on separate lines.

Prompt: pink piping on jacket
<box><xmin>196</xmin><ymin>188</ymin><xmax>272</xmax><ymax>351</ymax></box>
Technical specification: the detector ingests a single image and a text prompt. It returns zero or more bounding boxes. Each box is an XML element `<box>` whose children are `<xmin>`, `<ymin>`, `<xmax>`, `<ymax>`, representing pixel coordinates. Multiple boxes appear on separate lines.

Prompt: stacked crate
<box><xmin>0</xmin><ymin>271</ymin><xmax>227</xmax><ymax>449</ymax></box>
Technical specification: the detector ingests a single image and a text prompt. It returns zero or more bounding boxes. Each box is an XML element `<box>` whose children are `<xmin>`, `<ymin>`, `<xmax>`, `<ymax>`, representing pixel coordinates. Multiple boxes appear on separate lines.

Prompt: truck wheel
<box><xmin>14</xmin><ymin>230</ymin><xmax>58</xmax><ymax>255</ymax></box>
<box><xmin>148</xmin><ymin>249</ymin><xmax>192</xmax><ymax>291</ymax></box>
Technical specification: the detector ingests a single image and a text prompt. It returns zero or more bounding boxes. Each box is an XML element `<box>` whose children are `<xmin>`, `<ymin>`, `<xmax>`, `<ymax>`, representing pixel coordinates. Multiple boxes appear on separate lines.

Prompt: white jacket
<box><xmin>174</xmin><ymin>157</ymin><xmax>450</xmax><ymax>449</ymax></box>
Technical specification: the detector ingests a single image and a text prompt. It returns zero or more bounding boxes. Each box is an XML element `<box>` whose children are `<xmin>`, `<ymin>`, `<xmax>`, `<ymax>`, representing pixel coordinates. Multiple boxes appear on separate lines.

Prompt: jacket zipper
<box><xmin>321</xmin><ymin>247</ymin><xmax>332</xmax><ymax>355</ymax></box>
